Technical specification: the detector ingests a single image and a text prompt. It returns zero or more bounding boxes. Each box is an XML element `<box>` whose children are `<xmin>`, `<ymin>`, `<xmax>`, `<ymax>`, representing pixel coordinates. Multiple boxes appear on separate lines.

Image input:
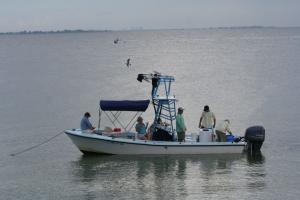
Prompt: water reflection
<box><xmin>70</xmin><ymin>153</ymin><xmax>266</xmax><ymax>199</ymax></box>
<box><xmin>245</xmin><ymin>152</ymin><xmax>266</xmax><ymax>192</ymax></box>
<box><xmin>70</xmin><ymin>154</ymin><xmax>112</xmax><ymax>184</ymax></box>
<box><xmin>246</xmin><ymin>152</ymin><xmax>265</xmax><ymax>165</ymax></box>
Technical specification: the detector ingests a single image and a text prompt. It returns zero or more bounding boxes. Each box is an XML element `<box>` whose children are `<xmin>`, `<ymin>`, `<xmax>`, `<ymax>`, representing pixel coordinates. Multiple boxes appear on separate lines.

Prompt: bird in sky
<box><xmin>126</xmin><ymin>58</ymin><xmax>131</xmax><ymax>67</ymax></box>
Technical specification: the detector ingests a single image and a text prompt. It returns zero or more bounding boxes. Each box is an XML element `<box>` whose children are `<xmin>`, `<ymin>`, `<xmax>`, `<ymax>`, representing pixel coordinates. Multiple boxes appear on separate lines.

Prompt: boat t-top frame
<box><xmin>137</xmin><ymin>73</ymin><xmax>177</xmax><ymax>138</ymax></box>
<box><xmin>98</xmin><ymin>100</ymin><xmax>150</xmax><ymax>132</ymax></box>
<box><xmin>97</xmin><ymin>73</ymin><xmax>177</xmax><ymax>139</ymax></box>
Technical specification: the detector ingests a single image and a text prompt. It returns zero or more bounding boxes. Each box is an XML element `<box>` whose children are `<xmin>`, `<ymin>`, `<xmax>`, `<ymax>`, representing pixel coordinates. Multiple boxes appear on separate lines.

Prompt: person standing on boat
<box><xmin>135</xmin><ymin>116</ymin><xmax>147</xmax><ymax>140</ymax></box>
<box><xmin>216</xmin><ymin>119</ymin><xmax>232</xmax><ymax>142</ymax></box>
<box><xmin>151</xmin><ymin>73</ymin><xmax>159</xmax><ymax>97</ymax></box>
<box><xmin>198</xmin><ymin>105</ymin><xmax>216</xmax><ymax>129</ymax></box>
<box><xmin>176</xmin><ymin>107</ymin><xmax>187</xmax><ymax>142</ymax></box>
<box><xmin>80</xmin><ymin>112</ymin><xmax>95</xmax><ymax>131</ymax></box>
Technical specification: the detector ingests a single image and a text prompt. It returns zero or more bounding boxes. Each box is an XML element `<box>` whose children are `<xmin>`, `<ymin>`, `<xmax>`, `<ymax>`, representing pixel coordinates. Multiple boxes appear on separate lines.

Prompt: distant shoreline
<box><xmin>0</xmin><ymin>26</ymin><xmax>299</xmax><ymax>35</ymax></box>
<box><xmin>0</xmin><ymin>29</ymin><xmax>112</xmax><ymax>35</ymax></box>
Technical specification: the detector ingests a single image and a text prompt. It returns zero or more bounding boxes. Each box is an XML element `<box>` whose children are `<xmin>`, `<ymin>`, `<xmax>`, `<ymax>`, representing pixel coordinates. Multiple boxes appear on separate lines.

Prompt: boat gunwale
<box><xmin>64</xmin><ymin>130</ymin><xmax>246</xmax><ymax>147</ymax></box>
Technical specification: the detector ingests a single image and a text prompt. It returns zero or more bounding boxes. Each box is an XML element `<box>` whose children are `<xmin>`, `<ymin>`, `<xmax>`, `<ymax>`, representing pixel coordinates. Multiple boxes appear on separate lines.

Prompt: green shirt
<box><xmin>176</xmin><ymin>114</ymin><xmax>186</xmax><ymax>133</ymax></box>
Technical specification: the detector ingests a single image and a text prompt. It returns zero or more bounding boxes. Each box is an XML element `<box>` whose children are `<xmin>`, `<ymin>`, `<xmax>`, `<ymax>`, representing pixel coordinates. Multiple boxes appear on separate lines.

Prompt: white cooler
<box><xmin>199</xmin><ymin>129</ymin><xmax>213</xmax><ymax>142</ymax></box>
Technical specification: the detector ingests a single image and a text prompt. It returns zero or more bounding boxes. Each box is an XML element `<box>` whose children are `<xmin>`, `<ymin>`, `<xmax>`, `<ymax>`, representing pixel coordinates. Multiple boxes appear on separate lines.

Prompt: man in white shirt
<box><xmin>198</xmin><ymin>105</ymin><xmax>216</xmax><ymax>129</ymax></box>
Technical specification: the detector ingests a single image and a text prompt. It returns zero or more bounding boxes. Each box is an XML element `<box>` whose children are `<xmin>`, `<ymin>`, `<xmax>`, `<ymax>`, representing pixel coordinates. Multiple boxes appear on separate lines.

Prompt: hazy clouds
<box><xmin>0</xmin><ymin>0</ymin><xmax>299</xmax><ymax>32</ymax></box>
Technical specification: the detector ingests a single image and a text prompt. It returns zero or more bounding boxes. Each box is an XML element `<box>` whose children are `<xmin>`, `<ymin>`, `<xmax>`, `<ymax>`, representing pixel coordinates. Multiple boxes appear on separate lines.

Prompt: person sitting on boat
<box><xmin>80</xmin><ymin>112</ymin><xmax>95</xmax><ymax>132</ymax></box>
<box><xmin>135</xmin><ymin>116</ymin><xmax>148</xmax><ymax>140</ymax></box>
<box><xmin>176</xmin><ymin>107</ymin><xmax>187</xmax><ymax>142</ymax></box>
<box><xmin>147</xmin><ymin>118</ymin><xmax>162</xmax><ymax>140</ymax></box>
<box><xmin>198</xmin><ymin>105</ymin><xmax>216</xmax><ymax>129</ymax></box>
<box><xmin>215</xmin><ymin>119</ymin><xmax>232</xmax><ymax>142</ymax></box>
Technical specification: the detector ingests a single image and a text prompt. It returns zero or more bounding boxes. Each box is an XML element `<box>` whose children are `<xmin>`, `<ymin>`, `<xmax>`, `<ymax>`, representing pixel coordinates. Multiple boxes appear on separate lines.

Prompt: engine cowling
<box><xmin>245</xmin><ymin>126</ymin><xmax>265</xmax><ymax>153</ymax></box>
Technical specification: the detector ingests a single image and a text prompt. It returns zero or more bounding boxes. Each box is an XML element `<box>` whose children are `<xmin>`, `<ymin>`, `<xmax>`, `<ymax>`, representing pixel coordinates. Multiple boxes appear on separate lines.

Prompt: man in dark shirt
<box><xmin>151</xmin><ymin>74</ymin><xmax>159</xmax><ymax>97</ymax></box>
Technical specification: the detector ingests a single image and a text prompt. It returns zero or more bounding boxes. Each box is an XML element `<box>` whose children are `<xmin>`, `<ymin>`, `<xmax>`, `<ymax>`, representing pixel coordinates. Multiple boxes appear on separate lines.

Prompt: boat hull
<box><xmin>65</xmin><ymin>130</ymin><xmax>245</xmax><ymax>155</ymax></box>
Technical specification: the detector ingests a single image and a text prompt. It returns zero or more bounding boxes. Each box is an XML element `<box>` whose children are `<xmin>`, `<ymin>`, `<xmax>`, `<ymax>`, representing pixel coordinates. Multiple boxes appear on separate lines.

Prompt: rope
<box><xmin>10</xmin><ymin>131</ymin><xmax>64</xmax><ymax>157</ymax></box>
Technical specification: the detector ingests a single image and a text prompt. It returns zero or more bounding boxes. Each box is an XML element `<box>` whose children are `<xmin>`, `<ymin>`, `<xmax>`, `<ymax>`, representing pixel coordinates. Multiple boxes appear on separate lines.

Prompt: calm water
<box><xmin>0</xmin><ymin>28</ymin><xmax>300</xmax><ymax>199</ymax></box>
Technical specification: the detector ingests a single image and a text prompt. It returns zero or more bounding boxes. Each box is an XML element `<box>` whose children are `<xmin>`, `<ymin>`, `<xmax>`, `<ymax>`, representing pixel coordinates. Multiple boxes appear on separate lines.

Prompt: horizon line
<box><xmin>1</xmin><ymin>25</ymin><xmax>299</xmax><ymax>35</ymax></box>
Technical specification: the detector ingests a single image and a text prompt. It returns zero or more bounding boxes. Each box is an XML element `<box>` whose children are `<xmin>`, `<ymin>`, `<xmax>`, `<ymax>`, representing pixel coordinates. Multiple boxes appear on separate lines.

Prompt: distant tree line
<box><xmin>0</xmin><ymin>29</ymin><xmax>112</xmax><ymax>35</ymax></box>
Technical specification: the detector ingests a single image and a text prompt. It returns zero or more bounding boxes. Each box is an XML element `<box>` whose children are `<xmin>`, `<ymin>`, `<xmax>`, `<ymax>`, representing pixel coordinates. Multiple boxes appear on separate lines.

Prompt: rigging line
<box><xmin>10</xmin><ymin>131</ymin><xmax>64</xmax><ymax>157</ymax></box>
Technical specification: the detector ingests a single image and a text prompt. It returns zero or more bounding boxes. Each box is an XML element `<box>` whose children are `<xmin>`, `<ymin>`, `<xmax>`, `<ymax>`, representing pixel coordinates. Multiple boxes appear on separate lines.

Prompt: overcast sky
<box><xmin>0</xmin><ymin>0</ymin><xmax>299</xmax><ymax>32</ymax></box>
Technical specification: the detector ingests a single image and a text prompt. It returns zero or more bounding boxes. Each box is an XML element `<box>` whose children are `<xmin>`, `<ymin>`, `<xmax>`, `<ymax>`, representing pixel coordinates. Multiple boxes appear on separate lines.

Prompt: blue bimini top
<box><xmin>100</xmin><ymin>100</ymin><xmax>150</xmax><ymax>112</ymax></box>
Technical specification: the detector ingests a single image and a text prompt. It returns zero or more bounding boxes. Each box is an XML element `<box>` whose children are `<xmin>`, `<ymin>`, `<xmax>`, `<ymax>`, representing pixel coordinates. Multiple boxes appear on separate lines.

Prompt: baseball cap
<box><xmin>178</xmin><ymin>107</ymin><xmax>184</xmax><ymax>111</ymax></box>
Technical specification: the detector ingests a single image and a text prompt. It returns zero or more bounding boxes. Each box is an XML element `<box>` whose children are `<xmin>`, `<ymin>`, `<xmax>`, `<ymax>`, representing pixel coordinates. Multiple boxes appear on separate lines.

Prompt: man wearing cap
<box><xmin>176</xmin><ymin>107</ymin><xmax>187</xmax><ymax>142</ymax></box>
<box><xmin>80</xmin><ymin>112</ymin><xmax>95</xmax><ymax>131</ymax></box>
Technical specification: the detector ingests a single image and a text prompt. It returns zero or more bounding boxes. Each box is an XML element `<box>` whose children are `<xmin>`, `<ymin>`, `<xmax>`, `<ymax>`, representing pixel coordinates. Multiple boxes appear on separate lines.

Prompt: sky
<box><xmin>0</xmin><ymin>0</ymin><xmax>299</xmax><ymax>32</ymax></box>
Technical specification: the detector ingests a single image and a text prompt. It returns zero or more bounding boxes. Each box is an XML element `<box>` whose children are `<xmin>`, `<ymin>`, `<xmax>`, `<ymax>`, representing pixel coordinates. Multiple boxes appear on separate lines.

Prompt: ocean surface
<box><xmin>0</xmin><ymin>28</ymin><xmax>300</xmax><ymax>200</ymax></box>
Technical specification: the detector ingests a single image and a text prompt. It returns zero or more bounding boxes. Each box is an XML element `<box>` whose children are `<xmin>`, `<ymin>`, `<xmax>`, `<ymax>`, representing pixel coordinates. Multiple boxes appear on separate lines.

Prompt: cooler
<box><xmin>199</xmin><ymin>128</ymin><xmax>213</xmax><ymax>142</ymax></box>
<box><xmin>226</xmin><ymin>135</ymin><xmax>235</xmax><ymax>142</ymax></box>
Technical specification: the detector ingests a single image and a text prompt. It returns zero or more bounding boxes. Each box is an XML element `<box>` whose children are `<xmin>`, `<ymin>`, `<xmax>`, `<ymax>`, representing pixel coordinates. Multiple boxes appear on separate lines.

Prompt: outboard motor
<box><xmin>245</xmin><ymin>126</ymin><xmax>265</xmax><ymax>153</ymax></box>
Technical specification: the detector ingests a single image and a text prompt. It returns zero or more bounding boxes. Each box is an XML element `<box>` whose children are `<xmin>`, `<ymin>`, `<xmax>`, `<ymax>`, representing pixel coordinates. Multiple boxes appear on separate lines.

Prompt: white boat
<box><xmin>65</xmin><ymin>73</ymin><xmax>265</xmax><ymax>155</ymax></box>
<box><xmin>65</xmin><ymin>129</ymin><xmax>246</xmax><ymax>154</ymax></box>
